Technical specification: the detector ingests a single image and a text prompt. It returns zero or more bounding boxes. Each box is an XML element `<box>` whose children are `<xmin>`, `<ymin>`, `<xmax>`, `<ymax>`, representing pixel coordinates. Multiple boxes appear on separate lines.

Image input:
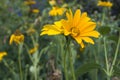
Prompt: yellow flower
<box><xmin>31</xmin><ymin>9</ymin><xmax>40</xmax><ymax>13</ymax></box>
<box><xmin>40</xmin><ymin>9</ymin><xmax>100</xmax><ymax>48</ymax></box>
<box><xmin>61</xmin><ymin>9</ymin><xmax>100</xmax><ymax>48</ymax></box>
<box><xmin>9</xmin><ymin>30</ymin><xmax>24</xmax><ymax>45</ymax></box>
<box><xmin>97</xmin><ymin>21</ymin><xmax>102</xmax><ymax>26</ymax></box>
<box><xmin>26</xmin><ymin>28</ymin><xmax>36</xmax><ymax>35</ymax></box>
<box><xmin>24</xmin><ymin>1</ymin><xmax>36</xmax><ymax>5</ymax></box>
<box><xmin>29</xmin><ymin>45</ymin><xmax>39</xmax><ymax>54</ymax></box>
<box><xmin>49</xmin><ymin>0</ymin><xmax>56</xmax><ymax>6</ymax></box>
<box><xmin>49</xmin><ymin>6</ymin><xmax>66</xmax><ymax>16</ymax></box>
<box><xmin>0</xmin><ymin>52</ymin><xmax>7</xmax><ymax>62</ymax></box>
<box><xmin>97</xmin><ymin>1</ymin><xmax>113</xmax><ymax>7</ymax></box>
<box><xmin>62</xmin><ymin>3</ymin><xmax>68</xmax><ymax>8</ymax></box>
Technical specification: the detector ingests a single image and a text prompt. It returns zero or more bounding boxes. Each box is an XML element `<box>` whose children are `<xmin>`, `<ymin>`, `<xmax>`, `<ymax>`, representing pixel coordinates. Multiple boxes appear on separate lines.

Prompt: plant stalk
<box><xmin>18</xmin><ymin>43</ymin><xmax>23</xmax><ymax>80</ymax></box>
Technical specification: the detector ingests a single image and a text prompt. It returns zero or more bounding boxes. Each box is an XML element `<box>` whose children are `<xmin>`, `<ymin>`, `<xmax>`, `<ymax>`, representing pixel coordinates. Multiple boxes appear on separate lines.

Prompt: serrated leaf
<box><xmin>75</xmin><ymin>63</ymin><xmax>101</xmax><ymax>78</ymax></box>
<box><xmin>98</xmin><ymin>26</ymin><xmax>111</xmax><ymax>35</ymax></box>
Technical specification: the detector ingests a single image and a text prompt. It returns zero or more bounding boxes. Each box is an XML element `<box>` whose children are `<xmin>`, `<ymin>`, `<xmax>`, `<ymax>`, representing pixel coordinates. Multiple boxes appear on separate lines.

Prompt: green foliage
<box><xmin>0</xmin><ymin>0</ymin><xmax>120</xmax><ymax>80</ymax></box>
<box><xmin>113</xmin><ymin>65</ymin><xmax>120</xmax><ymax>77</ymax></box>
<box><xmin>98</xmin><ymin>26</ymin><xmax>111</xmax><ymax>35</ymax></box>
<box><xmin>75</xmin><ymin>63</ymin><xmax>102</xmax><ymax>78</ymax></box>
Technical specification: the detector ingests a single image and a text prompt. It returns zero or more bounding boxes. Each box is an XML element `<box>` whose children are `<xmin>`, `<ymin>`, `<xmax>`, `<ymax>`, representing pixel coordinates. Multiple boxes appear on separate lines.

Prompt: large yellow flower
<box><xmin>9</xmin><ymin>30</ymin><xmax>24</xmax><ymax>45</ymax></box>
<box><xmin>97</xmin><ymin>1</ymin><xmax>113</xmax><ymax>8</ymax></box>
<box><xmin>40</xmin><ymin>9</ymin><xmax>100</xmax><ymax>48</ymax></box>
<box><xmin>0</xmin><ymin>52</ymin><xmax>7</xmax><ymax>62</ymax></box>
<box><xmin>49</xmin><ymin>6</ymin><xmax>66</xmax><ymax>16</ymax></box>
<box><xmin>62</xmin><ymin>9</ymin><xmax>100</xmax><ymax>48</ymax></box>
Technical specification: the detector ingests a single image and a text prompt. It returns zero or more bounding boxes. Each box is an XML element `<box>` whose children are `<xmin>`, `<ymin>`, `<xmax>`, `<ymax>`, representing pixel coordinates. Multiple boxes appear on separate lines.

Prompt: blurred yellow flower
<box><xmin>29</xmin><ymin>45</ymin><xmax>39</xmax><ymax>54</ymax></box>
<box><xmin>49</xmin><ymin>0</ymin><xmax>56</xmax><ymax>6</ymax></box>
<box><xmin>31</xmin><ymin>9</ymin><xmax>40</xmax><ymax>13</ymax></box>
<box><xmin>41</xmin><ymin>9</ymin><xmax>100</xmax><ymax>48</ymax></box>
<box><xmin>97</xmin><ymin>21</ymin><xmax>102</xmax><ymax>26</ymax></box>
<box><xmin>49</xmin><ymin>6</ymin><xmax>66</xmax><ymax>16</ymax></box>
<box><xmin>9</xmin><ymin>30</ymin><xmax>24</xmax><ymax>45</ymax></box>
<box><xmin>0</xmin><ymin>52</ymin><xmax>7</xmax><ymax>62</ymax></box>
<box><xmin>24</xmin><ymin>0</ymin><xmax>36</xmax><ymax>5</ymax></box>
<box><xmin>97</xmin><ymin>1</ymin><xmax>113</xmax><ymax>7</ymax></box>
<box><xmin>26</xmin><ymin>28</ymin><xmax>36</xmax><ymax>35</ymax></box>
<box><xmin>62</xmin><ymin>3</ymin><xmax>68</xmax><ymax>8</ymax></box>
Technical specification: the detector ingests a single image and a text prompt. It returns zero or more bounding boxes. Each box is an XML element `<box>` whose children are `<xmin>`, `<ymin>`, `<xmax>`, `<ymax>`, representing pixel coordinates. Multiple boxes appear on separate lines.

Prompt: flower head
<box><xmin>40</xmin><ymin>9</ymin><xmax>100</xmax><ymax>48</ymax></box>
<box><xmin>24</xmin><ymin>0</ymin><xmax>36</xmax><ymax>5</ymax></box>
<box><xmin>49</xmin><ymin>6</ymin><xmax>66</xmax><ymax>16</ymax></box>
<box><xmin>0</xmin><ymin>52</ymin><xmax>7</xmax><ymax>62</ymax></box>
<box><xmin>97</xmin><ymin>1</ymin><xmax>113</xmax><ymax>8</ymax></box>
<box><xmin>49</xmin><ymin>0</ymin><xmax>56</xmax><ymax>6</ymax></box>
<box><xmin>26</xmin><ymin>28</ymin><xmax>36</xmax><ymax>35</ymax></box>
<box><xmin>9</xmin><ymin>30</ymin><xmax>24</xmax><ymax>45</ymax></box>
<box><xmin>31</xmin><ymin>9</ymin><xmax>40</xmax><ymax>13</ymax></box>
<box><xmin>61</xmin><ymin>9</ymin><xmax>100</xmax><ymax>48</ymax></box>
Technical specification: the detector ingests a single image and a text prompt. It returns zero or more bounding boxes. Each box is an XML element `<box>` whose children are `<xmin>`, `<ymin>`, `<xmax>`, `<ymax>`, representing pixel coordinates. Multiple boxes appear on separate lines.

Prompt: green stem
<box><xmin>101</xmin><ymin>8</ymin><xmax>106</xmax><ymax>26</ymax></box>
<box><xmin>18</xmin><ymin>43</ymin><xmax>23</xmax><ymax>80</ymax></box>
<box><xmin>104</xmin><ymin>38</ymin><xmax>109</xmax><ymax>73</ymax></box>
<box><xmin>107</xmin><ymin>76</ymin><xmax>111</xmax><ymax>80</ymax></box>
<box><xmin>3</xmin><ymin>60</ymin><xmax>16</xmax><ymax>75</ymax></box>
<box><xmin>67</xmin><ymin>38</ymin><xmax>76</xmax><ymax>80</ymax></box>
<box><xmin>97</xmin><ymin>37</ymin><xmax>102</xmax><ymax>63</ymax></box>
<box><xmin>34</xmin><ymin>64</ymin><xmax>37</xmax><ymax>80</ymax></box>
<box><xmin>24</xmin><ymin>44</ymin><xmax>34</xmax><ymax>64</ymax></box>
<box><xmin>58</xmin><ymin>36</ymin><xmax>66</xmax><ymax>79</ymax></box>
<box><xmin>63</xmin><ymin>50</ymin><xmax>68</xmax><ymax>80</ymax></box>
<box><xmin>104</xmin><ymin>38</ymin><xmax>111</xmax><ymax>80</ymax></box>
<box><xmin>69</xmin><ymin>52</ymin><xmax>76</xmax><ymax>80</ymax></box>
<box><xmin>33</xmin><ymin>50</ymin><xmax>39</xmax><ymax>80</ymax></box>
<box><xmin>110</xmin><ymin>35</ymin><xmax>120</xmax><ymax>75</ymax></box>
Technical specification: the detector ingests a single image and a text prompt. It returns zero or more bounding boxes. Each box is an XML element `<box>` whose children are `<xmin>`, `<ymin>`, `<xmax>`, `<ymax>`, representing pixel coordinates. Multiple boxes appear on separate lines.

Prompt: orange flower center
<box><xmin>71</xmin><ymin>27</ymin><xmax>80</xmax><ymax>37</ymax></box>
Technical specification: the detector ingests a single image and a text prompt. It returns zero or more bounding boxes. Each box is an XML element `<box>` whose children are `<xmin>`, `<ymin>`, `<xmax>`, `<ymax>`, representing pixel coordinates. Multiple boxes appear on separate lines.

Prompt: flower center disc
<box><xmin>71</xmin><ymin>27</ymin><xmax>79</xmax><ymax>37</ymax></box>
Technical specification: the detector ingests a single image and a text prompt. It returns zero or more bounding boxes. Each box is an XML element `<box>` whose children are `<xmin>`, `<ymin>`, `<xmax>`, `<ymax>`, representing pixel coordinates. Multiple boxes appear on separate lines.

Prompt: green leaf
<box><xmin>75</xmin><ymin>63</ymin><xmax>101</xmax><ymax>78</ymax></box>
<box><xmin>107</xmin><ymin>35</ymin><xmax>119</xmax><ymax>43</ymax></box>
<box><xmin>98</xmin><ymin>26</ymin><xmax>111</xmax><ymax>35</ymax></box>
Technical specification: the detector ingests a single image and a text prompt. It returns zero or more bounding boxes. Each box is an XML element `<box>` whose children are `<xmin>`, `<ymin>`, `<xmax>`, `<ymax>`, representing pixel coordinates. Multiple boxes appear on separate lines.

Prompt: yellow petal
<box><xmin>0</xmin><ymin>52</ymin><xmax>7</xmax><ymax>61</ymax></box>
<box><xmin>62</xmin><ymin>20</ymin><xmax>71</xmax><ymax>35</ymax></box>
<box><xmin>74</xmin><ymin>36</ymin><xmax>85</xmax><ymax>48</ymax></box>
<box><xmin>41</xmin><ymin>29</ymin><xmax>61</xmax><ymax>35</ymax></box>
<box><xmin>81</xmin><ymin>37</ymin><xmax>94</xmax><ymax>44</ymax></box>
<box><xmin>54</xmin><ymin>20</ymin><xmax>62</xmax><ymax>30</ymax></box>
<box><xmin>73</xmin><ymin>9</ymin><xmax>81</xmax><ymax>27</ymax></box>
<box><xmin>40</xmin><ymin>25</ymin><xmax>62</xmax><ymax>35</ymax></box>
<box><xmin>80</xmin><ymin>22</ymin><xmax>96</xmax><ymax>33</ymax></box>
<box><xmin>9</xmin><ymin>34</ymin><xmax>15</xmax><ymax>45</ymax></box>
<box><xmin>80</xmin><ymin>31</ymin><xmax>100</xmax><ymax>38</ymax></box>
<box><xmin>74</xmin><ymin>36</ymin><xmax>82</xmax><ymax>44</ymax></box>
<box><xmin>80</xmin><ymin>41</ymin><xmax>85</xmax><ymax>48</ymax></box>
<box><xmin>78</xmin><ymin>12</ymin><xmax>91</xmax><ymax>26</ymax></box>
<box><xmin>66</xmin><ymin>9</ymin><xmax>73</xmax><ymax>22</ymax></box>
<box><xmin>41</xmin><ymin>25</ymin><xmax>53</xmax><ymax>31</ymax></box>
